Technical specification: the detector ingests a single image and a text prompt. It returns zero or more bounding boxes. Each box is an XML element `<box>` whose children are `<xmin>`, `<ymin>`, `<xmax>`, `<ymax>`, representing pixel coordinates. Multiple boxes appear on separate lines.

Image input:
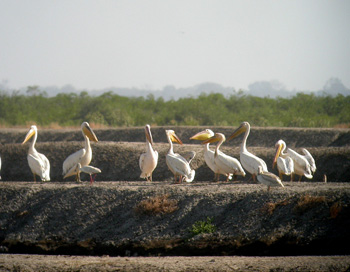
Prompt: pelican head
<box><xmin>82</xmin><ymin>122</ymin><xmax>98</xmax><ymax>142</ymax></box>
<box><xmin>190</xmin><ymin>129</ymin><xmax>214</xmax><ymax>141</ymax></box>
<box><xmin>228</xmin><ymin>121</ymin><xmax>250</xmax><ymax>141</ymax></box>
<box><xmin>145</xmin><ymin>124</ymin><xmax>154</xmax><ymax>145</ymax></box>
<box><xmin>273</xmin><ymin>139</ymin><xmax>286</xmax><ymax>169</ymax></box>
<box><xmin>22</xmin><ymin>125</ymin><xmax>38</xmax><ymax>144</ymax></box>
<box><xmin>201</xmin><ymin>133</ymin><xmax>225</xmax><ymax>145</ymax></box>
<box><xmin>166</xmin><ymin>130</ymin><xmax>183</xmax><ymax>145</ymax></box>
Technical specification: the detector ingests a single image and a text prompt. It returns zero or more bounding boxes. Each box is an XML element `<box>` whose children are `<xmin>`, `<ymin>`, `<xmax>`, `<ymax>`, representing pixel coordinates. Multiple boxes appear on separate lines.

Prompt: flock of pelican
<box><xmin>0</xmin><ymin>121</ymin><xmax>316</xmax><ymax>191</ymax></box>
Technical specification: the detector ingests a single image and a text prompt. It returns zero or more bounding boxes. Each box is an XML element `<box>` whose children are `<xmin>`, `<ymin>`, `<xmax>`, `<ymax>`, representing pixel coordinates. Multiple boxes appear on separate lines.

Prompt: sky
<box><xmin>0</xmin><ymin>0</ymin><xmax>349</xmax><ymax>92</ymax></box>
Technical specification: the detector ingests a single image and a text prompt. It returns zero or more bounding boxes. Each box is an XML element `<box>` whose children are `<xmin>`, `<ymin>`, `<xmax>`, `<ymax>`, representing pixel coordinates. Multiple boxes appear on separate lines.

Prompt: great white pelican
<box><xmin>22</xmin><ymin>125</ymin><xmax>50</xmax><ymax>182</ymax></box>
<box><xmin>272</xmin><ymin>139</ymin><xmax>295</xmax><ymax>181</ymax></box>
<box><xmin>201</xmin><ymin>132</ymin><xmax>246</xmax><ymax>182</ymax></box>
<box><xmin>139</xmin><ymin>124</ymin><xmax>158</xmax><ymax>181</ymax></box>
<box><xmin>257</xmin><ymin>166</ymin><xmax>284</xmax><ymax>192</ymax></box>
<box><xmin>63</xmin><ymin>122</ymin><xmax>98</xmax><ymax>181</ymax></box>
<box><xmin>165</xmin><ymin>130</ymin><xmax>195</xmax><ymax>183</ymax></box>
<box><xmin>228</xmin><ymin>121</ymin><xmax>268</xmax><ymax>181</ymax></box>
<box><xmin>273</xmin><ymin>139</ymin><xmax>315</xmax><ymax>182</ymax></box>
<box><xmin>190</xmin><ymin>129</ymin><xmax>222</xmax><ymax>181</ymax></box>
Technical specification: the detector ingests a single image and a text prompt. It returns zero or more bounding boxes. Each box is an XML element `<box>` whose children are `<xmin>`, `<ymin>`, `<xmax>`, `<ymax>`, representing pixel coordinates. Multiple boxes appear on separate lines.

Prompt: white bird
<box><xmin>257</xmin><ymin>166</ymin><xmax>284</xmax><ymax>191</ymax></box>
<box><xmin>63</xmin><ymin>122</ymin><xmax>98</xmax><ymax>181</ymax></box>
<box><xmin>273</xmin><ymin>139</ymin><xmax>314</xmax><ymax>182</ymax></box>
<box><xmin>22</xmin><ymin>125</ymin><xmax>50</xmax><ymax>182</ymax></box>
<box><xmin>201</xmin><ymin>133</ymin><xmax>246</xmax><ymax>182</ymax></box>
<box><xmin>139</xmin><ymin>124</ymin><xmax>158</xmax><ymax>182</ymax></box>
<box><xmin>64</xmin><ymin>163</ymin><xmax>101</xmax><ymax>184</ymax></box>
<box><xmin>228</xmin><ymin>122</ymin><xmax>268</xmax><ymax>181</ymax></box>
<box><xmin>190</xmin><ymin>129</ymin><xmax>222</xmax><ymax>181</ymax></box>
<box><xmin>273</xmin><ymin>139</ymin><xmax>295</xmax><ymax>181</ymax></box>
<box><xmin>165</xmin><ymin>130</ymin><xmax>195</xmax><ymax>183</ymax></box>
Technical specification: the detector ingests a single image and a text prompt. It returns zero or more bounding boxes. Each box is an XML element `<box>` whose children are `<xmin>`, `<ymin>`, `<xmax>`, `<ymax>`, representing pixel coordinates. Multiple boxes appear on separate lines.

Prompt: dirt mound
<box><xmin>1</xmin><ymin>182</ymin><xmax>350</xmax><ymax>257</ymax></box>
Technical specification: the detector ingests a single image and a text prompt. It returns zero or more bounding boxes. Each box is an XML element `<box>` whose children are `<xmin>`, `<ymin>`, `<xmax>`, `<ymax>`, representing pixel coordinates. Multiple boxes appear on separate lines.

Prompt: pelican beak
<box><xmin>190</xmin><ymin>130</ymin><xmax>212</xmax><ymax>141</ymax></box>
<box><xmin>201</xmin><ymin>134</ymin><xmax>220</xmax><ymax>145</ymax></box>
<box><xmin>170</xmin><ymin>132</ymin><xmax>183</xmax><ymax>145</ymax></box>
<box><xmin>273</xmin><ymin>143</ymin><xmax>283</xmax><ymax>169</ymax></box>
<box><xmin>83</xmin><ymin>124</ymin><xmax>98</xmax><ymax>142</ymax></box>
<box><xmin>145</xmin><ymin>125</ymin><xmax>154</xmax><ymax>145</ymax></box>
<box><xmin>22</xmin><ymin>127</ymin><xmax>35</xmax><ymax>144</ymax></box>
<box><xmin>228</xmin><ymin>124</ymin><xmax>246</xmax><ymax>141</ymax></box>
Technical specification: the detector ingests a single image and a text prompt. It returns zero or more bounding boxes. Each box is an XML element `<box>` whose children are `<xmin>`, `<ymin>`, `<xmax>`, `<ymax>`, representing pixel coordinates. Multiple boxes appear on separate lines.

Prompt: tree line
<box><xmin>0</xmin><ymin>88</ymin><xmax>349</xmax><ymax>128</ymax></box>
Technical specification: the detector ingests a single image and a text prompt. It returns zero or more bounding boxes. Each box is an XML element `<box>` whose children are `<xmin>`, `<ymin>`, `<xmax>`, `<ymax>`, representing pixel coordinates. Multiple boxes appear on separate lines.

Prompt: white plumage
<box><xmin>165</xmin><ymin>130</ymin><xmax>195</xmax><ymax>183</ymax></box>
<box><xmin>228</xmin><ymin>122</ymin><xmax>268</xmax><ymax>181</ymax></box>
<box><xmin>139</xmin><ymin>124</ymin><xmax>158</xmax><ymax>181</ymax></box>
<box><xmin>273</xmin><ymin>139</ymin><xmax>295</xmax><ymax>181</ymax></box>
<box><xmin>274</xmin><ymin>139</ymin><xmax>315</xmax><ymax>181</ymax></box>
<box><xmin>63</xmin><ymin>122</ymin><xmax>98</xmax><ymax>181</ymax></box>
<box><xmin>202</xmin><ymin>133</ymin><xmax>245</xmax><ymax>182</ymax></box>
<box><xmin>22</xmin><ymin>125</ymin><xmax>50</xmax><ymax>182</ymax></box>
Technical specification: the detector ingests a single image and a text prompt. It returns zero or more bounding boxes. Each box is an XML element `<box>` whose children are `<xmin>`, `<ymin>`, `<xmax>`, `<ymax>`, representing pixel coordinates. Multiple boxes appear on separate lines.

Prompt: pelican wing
<box><xmin>286</xmin><ymin>148</ymin><xmax>312</xmax><ymax>178</ymax></box>
<box><xmin>277</xmin><ymin>156</ymin><xmax>294</xmax><ymax>176</ymax></box>
<box><xmin>302</xmin><ymin>148</ymin><xmax>316</xmax><ymax>173</ymax></box>
<box><xmin>28</xmin><ymin>153</ymin><xmax>50</xmax><ymax>181</ymax></box>
<box><xmin>240</xmin><ymin>151</ymin><xmax>268</xmax><ymax>175</ymax></box>
<box><xmin>139</xmin><ymin>153</ymin><xmax>146</xmax><ymax>172</ymax></box>
<box><xmin>63</xmin><ymin>148</ymin><xmax>86</xmax><ymax>177</ymax></box>
<box><xmin>216</xmin><ymin>151</ymin><xmax>245</xmax><ymax>176</ymax></box>
<box><xmin>166</xmin><ymin>153</ymin><xmax>195</xmax><ymax>182</ymax></box>
<box><xmin>80</xmin><ymin>165</ymin><xmax>101</xmax><ymax>175</ymax></box>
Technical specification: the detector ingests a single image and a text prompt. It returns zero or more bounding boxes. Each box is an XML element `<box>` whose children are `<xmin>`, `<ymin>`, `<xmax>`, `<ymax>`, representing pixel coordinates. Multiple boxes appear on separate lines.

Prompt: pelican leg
<box><xmin>298</xmin><ymin>175</ymin><xmax>302</xmax><ymax>182</ymax></box>
<box><xmin>33</xmin><ymin>173</ymin><xmax>36</xmax><ymax>182</ymax></box>
<box><xmin>89</xmin><ymin>174</ymin><xmax>93</xmax><ymax>185</ymax></box>
<box><xmin>150</xmin><ymin>174</ymin><xmax>153</xmax><ymax>182</ymax></box>
<box><xmin>290</xmin><ymin>173</ymin><xmax>294</xmax><ymax>182</ymax></box>
<box><xmin>76</xmin><ymin>171</ymin><xmax>81</xmax><ymax>183</ymax></box>
<box><xmin>279</xmin><ymin>172</ymin><xmax>283</xmax><ymax>181</ymax></box>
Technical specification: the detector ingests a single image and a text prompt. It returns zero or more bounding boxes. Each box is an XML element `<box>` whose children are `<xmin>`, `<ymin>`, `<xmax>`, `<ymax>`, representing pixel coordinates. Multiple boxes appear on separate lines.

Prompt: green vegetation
<box><xmin>0</xmin><ymin>87</ymin><xmax>349</xmax><ymax>128</ymax></box>
<box><xmin>189</xmin><ymin>217</ymin><xmax>216</xmax><ymax>236</ymax></box>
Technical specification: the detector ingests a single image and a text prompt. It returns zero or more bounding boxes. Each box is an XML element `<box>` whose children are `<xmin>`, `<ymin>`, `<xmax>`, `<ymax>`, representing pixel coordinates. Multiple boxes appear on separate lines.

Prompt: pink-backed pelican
<box><xmin>257</xmin><ymin>166</ymin><xmax>284</xmax><ymax>191</ymax></box>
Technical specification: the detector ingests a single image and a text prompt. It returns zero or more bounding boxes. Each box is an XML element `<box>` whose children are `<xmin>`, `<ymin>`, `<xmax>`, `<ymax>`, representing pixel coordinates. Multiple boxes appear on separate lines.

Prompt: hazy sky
<box><xmin>0</xmin><ymin>0</ymin><xmax>349</xmax><ymax>91</ymax></box>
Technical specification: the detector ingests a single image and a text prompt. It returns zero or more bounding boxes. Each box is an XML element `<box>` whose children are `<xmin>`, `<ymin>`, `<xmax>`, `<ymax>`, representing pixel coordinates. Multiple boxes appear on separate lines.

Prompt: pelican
<box><xmin>273</xmin><ymin>139</ymin><xmax>295</xmax><ymax>181</ymax></box>
<box><xmin>22</xmin><ymin>125</ymin><xmax>50</xmax><ymax>182</ymax></box>
<box><xmin>201</xmin><ymin>133</ymin><xmax>245</xmax><ymax>182</ymax></box>
<box><xmin>63</xmin><ymin>122</ymin><xmax>98</xmax><ymax>181</ymax></box>
<box><xmin>139</xmin><ymin>124</ymin><xmax>158</xmax><ymax>181</ymax></box>
<box><xmin>165</xmin><ymin>130</ymin><xmax>195</xmax><ymax>183</ymax></box>
<box><xmin>190</xmin><ymin>129</ymin><xmax>221</xmax><ymax>181</ymax></box>
<box><xmin>228</xmin><ymin>122</ymin><xmax>268</xmax><ymax>181</ymax></box>
<box><xmin>64</xmin><ymin>163</ymin><xmax>101</xmax><ymax>184</ymax></box>
<box><xmin>257</xmin><ymin>166</ymin><xmax>284</xmax><ymax>191</ymax></box>
<box><xmin>273</xmin><ymin>139</ymin><xmax>314</xmax><ymax>182</ymax></box>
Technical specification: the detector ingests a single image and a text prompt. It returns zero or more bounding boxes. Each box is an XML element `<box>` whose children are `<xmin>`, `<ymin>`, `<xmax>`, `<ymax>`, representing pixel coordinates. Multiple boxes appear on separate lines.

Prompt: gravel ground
<box><xmin>1</xmin><ymin>254</ymin><xmax>350</xmax><ymax>271</ymax></box>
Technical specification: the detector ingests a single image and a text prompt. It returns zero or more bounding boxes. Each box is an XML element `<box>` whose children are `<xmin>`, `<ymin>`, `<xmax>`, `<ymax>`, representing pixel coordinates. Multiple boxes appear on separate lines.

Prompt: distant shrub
<box><xmin>189</xmin><ymin>217</ymin><xmax>216</xmax><ymax>236</ymax></box>
<box><xmin>134</xmin><ymin>194</ymin><xmax>178</xmax><ymax>216</ymax></box>
<box><xmin>294</xmin><ymin>194</ymin><xmax>326</xmax><ymax>215</ymax></box>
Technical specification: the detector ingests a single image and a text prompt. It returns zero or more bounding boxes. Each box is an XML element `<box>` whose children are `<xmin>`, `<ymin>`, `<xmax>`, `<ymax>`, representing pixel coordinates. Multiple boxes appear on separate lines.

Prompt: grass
<box><xmin>134</xmin><ymin>194</ymin><xmax>178</xmax><ymax>216</ymax></box>
<box><xmin>189</xmin><ymin>217</ymin><xmax>216</xmax><ymax>237</ymax></box>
